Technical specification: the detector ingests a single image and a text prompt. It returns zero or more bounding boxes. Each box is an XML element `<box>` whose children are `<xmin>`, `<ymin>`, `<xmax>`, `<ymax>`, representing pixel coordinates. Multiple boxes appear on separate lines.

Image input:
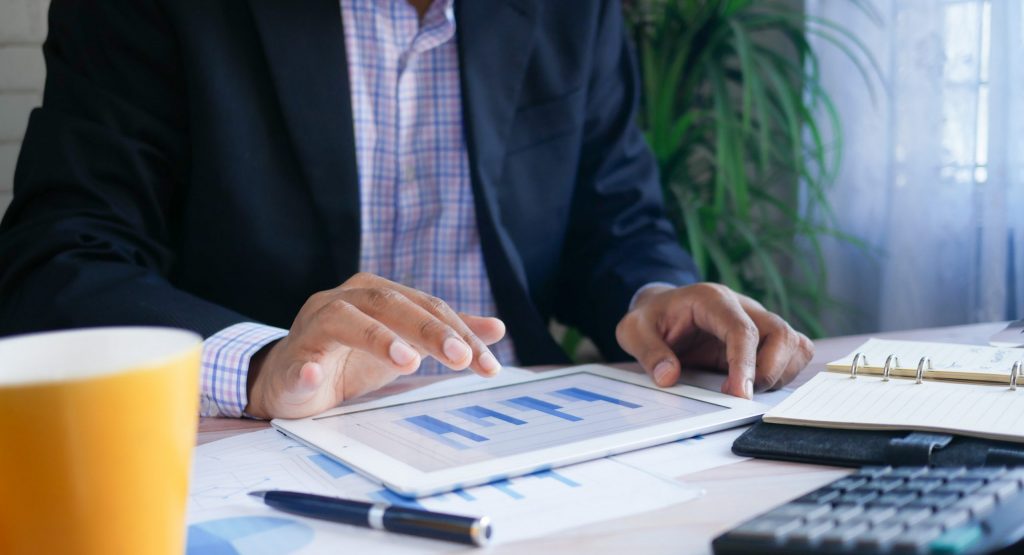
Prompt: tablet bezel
<box><xmin>272</xmin><ymin>364</ymin><xmax>766</xmax><ymax>497</ymax></box>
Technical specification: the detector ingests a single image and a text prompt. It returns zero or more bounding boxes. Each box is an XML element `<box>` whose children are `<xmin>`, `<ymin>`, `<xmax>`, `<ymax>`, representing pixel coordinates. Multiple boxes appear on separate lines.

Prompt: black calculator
<box><xmin>712</xmin><ymin>466</ymin><xmax>1024</xmax><ymax>554</ymax></box>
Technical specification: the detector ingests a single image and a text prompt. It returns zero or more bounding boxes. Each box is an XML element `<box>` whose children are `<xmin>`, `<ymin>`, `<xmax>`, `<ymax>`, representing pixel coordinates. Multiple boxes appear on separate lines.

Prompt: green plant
<box><xmin>624</xmin><ymin>0</ymin><xmax>880</xmax><ymax>337</ymax></box>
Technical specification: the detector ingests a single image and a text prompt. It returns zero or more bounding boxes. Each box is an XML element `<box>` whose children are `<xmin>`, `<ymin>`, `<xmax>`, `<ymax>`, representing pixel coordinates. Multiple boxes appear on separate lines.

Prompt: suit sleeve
<box><xmin>0</xmin><ymin>0</ymin><xmax>253</xmax><ymax>337</ymax></box>
<box><xmin>553</xmin><ymin>0</ymin><xmax>700</xmax><ymax>360</ymax></box>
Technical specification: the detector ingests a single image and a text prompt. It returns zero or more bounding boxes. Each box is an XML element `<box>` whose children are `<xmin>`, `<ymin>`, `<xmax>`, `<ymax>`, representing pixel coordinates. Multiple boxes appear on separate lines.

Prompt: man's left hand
<box><xmin>615</xmin><ymin>283</ymin><xmax>814</xmax><ymax>399</ymax></box>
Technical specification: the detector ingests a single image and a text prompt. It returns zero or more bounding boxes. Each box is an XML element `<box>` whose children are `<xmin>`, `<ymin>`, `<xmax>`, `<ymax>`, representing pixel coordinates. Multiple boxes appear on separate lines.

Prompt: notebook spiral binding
<box><xmin>849</xmin><ymin>353</ymin><xmax>1024</xmax><ymax>391</ymax></box>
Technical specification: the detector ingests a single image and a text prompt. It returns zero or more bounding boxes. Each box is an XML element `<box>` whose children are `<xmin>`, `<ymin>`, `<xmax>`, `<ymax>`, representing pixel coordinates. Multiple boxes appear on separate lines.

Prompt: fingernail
<box><xmin>479</xmin><ymin>351</ymin><xmax>501</xmax><ymax>375</ymax></box>
<box><xmin>653</xmin><ymin>360</ymin><xmax>674</xmax><ymax>385</ymax></box>
<box><xmin>744</xmin><ymin>378</ymin><xmax>754</xmax><ymax>399</ymax></box>
<box><xmin>389</xmin><ymin>340</ymin><xmax>419</xmax><ymax>366</ymax></box>
<box><xmin>443</xmin><ymin>336</ymin><xmax>472</xmax><ymax>364</ymax></box>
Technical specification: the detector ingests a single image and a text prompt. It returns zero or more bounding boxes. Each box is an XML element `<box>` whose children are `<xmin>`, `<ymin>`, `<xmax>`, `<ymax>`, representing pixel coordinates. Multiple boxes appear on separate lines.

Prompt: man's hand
<box><xmin>245</xmin><ymin>272</ymin><xmax>506</xmax><ymax>419</ymax></box>
<box><xmin>615</xmin><ymin>283</ymin><xmax>813</xmax><ymax>399</ymax></box>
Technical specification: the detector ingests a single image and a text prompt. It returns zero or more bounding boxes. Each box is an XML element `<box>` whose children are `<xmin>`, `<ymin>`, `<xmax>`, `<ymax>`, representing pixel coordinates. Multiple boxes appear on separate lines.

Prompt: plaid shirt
<box><xmin>199</xmin><ymin>0</ymin><xmax>515</xmax><ymax>417</ymax></box>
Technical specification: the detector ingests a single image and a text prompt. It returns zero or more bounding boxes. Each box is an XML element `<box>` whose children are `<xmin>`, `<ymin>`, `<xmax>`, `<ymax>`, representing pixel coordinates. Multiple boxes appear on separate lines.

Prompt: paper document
<box><xmin>764</xmin><ymin>371</ymin><xmax>1024</xmax><ymax>442</ymax></box>
<box><xmin>187</xmin><ymin>429</ymin><xmax>700</xmax><ymax>554</ymax></box>
<box><xmin>186</xmin><ymin>367</ymin><xmax>792</xmax><ymax>554</ymax></box>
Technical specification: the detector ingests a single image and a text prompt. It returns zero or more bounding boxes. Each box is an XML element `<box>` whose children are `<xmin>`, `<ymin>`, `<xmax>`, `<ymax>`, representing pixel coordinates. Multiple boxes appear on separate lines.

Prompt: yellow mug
<box><xmin>0</xmin><ymin>327</ymin><xmax>202</xmax><ymax>555</ymax></box>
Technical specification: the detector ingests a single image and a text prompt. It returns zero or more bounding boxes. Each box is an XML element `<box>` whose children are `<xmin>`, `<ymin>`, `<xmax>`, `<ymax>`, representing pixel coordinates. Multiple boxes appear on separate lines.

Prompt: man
<box><xmin>0</xmin><ymin>0</ymin><xmax>812</xmax><ymax>419</ymax></box>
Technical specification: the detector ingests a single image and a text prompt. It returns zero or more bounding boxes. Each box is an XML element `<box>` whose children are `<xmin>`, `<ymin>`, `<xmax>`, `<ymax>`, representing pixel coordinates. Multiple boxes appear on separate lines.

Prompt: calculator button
<box><xmin>891</xmin><ymin>525</ymin><xmax>944</xmax><ymax>553</ymax></box>
<box><xmin>976</xmin><ymin>479</ymin><xmax>1021</xmax><ymax>502</ymax></box>
<box><xmin>836</xmin><ymin>490</ymin><xmax>878</xmax><ymax>505</ymax></box>
<box><xmin>831</xmin><ymin>504</ymin><xmax>864</xmax><ymax>523</ymax></box>
<box><xmin>869</xmin><ymin>492</ymin><xmax>919</xmax><ymax>508</ymax></box>
<box><xmin>830</xmin><ymin>477</ymin><xmax>869</xmax><ymax>491</ymax></box>
<box><xmin>890</xmin><ymin>467</ymin><xmax>930</xmax><ymax>479</ymax></box>
<box><xmin>819</xmin><ymin>521</ymin><xmax>870</xmax><ymax>547</ymax></box>
<box><xmin>849</xmin><ymin>506</ymin><xmax>897</xmax><ymax>525</ymax></box>
<box><xmin>854</xmin><ymin>465</ymin><xmax>893</xmax><ymax>478</ymax></box>
<box><xmin>961</xmin><ymin>467</ymin><xmax>1005</xmax><ymax>481</ymax></box>
<box><xmin>927</xmin><ymin>467</ymin><xmax>967</xmax><ymax>480</ymax></box>
<box><xmin>784</xmin><ymin>520</ymin><xmax>835</xmax><ymax>546</ymax></box>
<box><xmin>764</xmin><ymin>502</ymin><xmax>831</xmax><ymax>521</ymax></box>
<box><xmin>929</xmin><ymin>524</ymin><xmax>984</xmax><ymax>554</ymax></box>
<box><xmin>794</xmin><ymin>488</ymin><xmax>841</xmax><ymax>504</ymax></box>
<box><xmin>951</xmin><ymin>494</ymin><xmax>996</xmax><ymax>517</ymax></box>
<box><xmin>893</xmin><ymin>507</ymin><xmax>934</xmax><ymax>526</ymax></box>
<box><xmin>907</xmin><ymin>492</ymin><xmax>960</xmax><ymax>510</ymax></box>
<box><xmin>901</xmin><ymin>478</ymin><xmax>943</xmax><ymax>493</ymax></box>
<box><xmin>919</xmin><ymin>509</ymin><xmax>970</xmax><ymax>531</ymax></box>
<box><xmin>855</xmin><ymin>524</ymin><xmax>905</xmax><ymax>550</ymax></box>
<box><xmin>871</xmin><ymin>477</ymin><xmax>907</xmax><ymax>492</ymax></box>
<box><xmin>934</xmin><ymin>479</ymin><xmax>984</xmax><ymax>496</ymax></box>
<box><xmin>999</xmin><ymin>468</ymin><xmax>1024</xmax><ymax>484</ymax></box>
<box><xmin>727</xmin><ymin>516</ymin><xmax>803</xmax><ymax>541</ymax></box>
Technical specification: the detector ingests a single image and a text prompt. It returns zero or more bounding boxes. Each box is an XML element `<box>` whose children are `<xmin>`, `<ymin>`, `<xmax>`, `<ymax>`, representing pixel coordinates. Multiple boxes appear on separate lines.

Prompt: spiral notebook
<box><xmin>763</xmin><ymin>339</ymin><xmax>1024</xmax><ymax>444</ymax></box>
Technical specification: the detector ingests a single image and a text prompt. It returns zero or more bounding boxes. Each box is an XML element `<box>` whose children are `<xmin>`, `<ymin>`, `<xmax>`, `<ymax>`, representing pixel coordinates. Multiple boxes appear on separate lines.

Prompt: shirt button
<box><xmin>402</xmin><ymin>164</ymin><xmax>416</xmax><ymax>182</ymax></box>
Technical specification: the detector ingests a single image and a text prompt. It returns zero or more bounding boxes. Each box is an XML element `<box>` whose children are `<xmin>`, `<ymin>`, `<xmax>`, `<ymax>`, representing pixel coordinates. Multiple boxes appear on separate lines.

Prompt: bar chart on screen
<box><xmin>317</xmin><ymin>372</ymin><xmax>727</xmax><ymax>472</ymax></box>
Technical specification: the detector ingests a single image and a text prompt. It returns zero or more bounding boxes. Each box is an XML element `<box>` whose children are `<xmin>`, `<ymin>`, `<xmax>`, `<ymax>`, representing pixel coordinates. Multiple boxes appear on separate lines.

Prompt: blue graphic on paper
<box><xmin>187</xmin><ymin>516</ymin><xmax>313</xmax><ymax>555</ymax></box>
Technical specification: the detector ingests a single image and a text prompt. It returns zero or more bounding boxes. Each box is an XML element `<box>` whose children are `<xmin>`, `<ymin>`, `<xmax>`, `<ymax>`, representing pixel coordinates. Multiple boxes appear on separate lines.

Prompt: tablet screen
<box><xmin>313</xmin><ymin>372</ymin><xmax>727</xmax><ymax>472</ymax></box>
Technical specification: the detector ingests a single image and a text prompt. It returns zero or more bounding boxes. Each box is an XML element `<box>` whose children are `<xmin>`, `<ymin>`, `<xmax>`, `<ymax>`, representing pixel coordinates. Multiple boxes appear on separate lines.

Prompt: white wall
<box><xmin>0</xmin><ymin>0</ymin><xmax>49</xmax><ymax>218</ymax></box>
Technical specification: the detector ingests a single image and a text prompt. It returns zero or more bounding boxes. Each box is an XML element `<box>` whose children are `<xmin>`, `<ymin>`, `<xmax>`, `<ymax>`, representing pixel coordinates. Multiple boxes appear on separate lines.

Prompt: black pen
<box><xmin>248</xmin><ymin>490</ymin><xmax>492</xmax><ymax>546</ymax></box>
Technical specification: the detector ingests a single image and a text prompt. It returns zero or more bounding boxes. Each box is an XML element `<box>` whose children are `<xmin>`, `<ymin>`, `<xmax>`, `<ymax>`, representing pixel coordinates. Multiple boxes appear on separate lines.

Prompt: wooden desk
<box><xmin>197</xmin><ymin>321</ymin><xmax>1007</xmax><ymax>554</ymax></box>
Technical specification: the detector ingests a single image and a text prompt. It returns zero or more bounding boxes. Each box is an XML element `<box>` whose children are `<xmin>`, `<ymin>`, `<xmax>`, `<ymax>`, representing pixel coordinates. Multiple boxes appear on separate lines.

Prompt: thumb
<box><xmin>616</xmin><ymin>314</ymin><xmax>681</xmax><ymax>387</ymax></box>
<box><xmin>275</xmin><ymin>361</ymin><xmax>326</xmax><ymax>407</ymax></box>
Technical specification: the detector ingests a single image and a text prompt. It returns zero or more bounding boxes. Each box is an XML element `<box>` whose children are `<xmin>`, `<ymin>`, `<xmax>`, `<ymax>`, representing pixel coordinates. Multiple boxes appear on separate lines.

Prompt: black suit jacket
<box><xmin>0</xmin><ymin>0</ymin><xmax>698</xmax><ymax>364</ymax></box>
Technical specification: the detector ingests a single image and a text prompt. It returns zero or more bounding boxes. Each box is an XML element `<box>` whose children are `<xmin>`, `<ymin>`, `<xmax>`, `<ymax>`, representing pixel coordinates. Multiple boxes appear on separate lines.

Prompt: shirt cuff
<box><xmin>200</xmin><ymin>322</ymin><xmax>288</xmax><ymax>418</ymax></box>
<box><xmin>629</xmin><ymin>282</ymin><xmax>677</xmax><ymax>311</ymax></box>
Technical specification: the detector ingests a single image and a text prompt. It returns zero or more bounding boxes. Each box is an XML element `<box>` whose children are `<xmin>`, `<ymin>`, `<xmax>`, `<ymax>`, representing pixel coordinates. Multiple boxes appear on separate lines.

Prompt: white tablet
<box><xmin>272</xmin><ymin>364</ymin><xmax>767</xmax><ymax>498</ymax></box>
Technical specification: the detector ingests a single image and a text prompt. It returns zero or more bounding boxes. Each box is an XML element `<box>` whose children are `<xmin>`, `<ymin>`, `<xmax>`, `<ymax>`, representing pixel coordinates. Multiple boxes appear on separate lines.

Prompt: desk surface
<box><xmin>197</xmin><ymin>321</ymin><xmax>1007</xmax><ymax>554</ymax></box>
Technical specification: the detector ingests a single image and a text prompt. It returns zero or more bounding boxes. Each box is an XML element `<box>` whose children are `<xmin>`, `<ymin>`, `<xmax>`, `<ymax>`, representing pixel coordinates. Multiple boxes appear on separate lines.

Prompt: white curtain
<box><xmin>806</xmin><ymin>0</ymin><xmax>1024</xmax><ymax>334</ymax></box>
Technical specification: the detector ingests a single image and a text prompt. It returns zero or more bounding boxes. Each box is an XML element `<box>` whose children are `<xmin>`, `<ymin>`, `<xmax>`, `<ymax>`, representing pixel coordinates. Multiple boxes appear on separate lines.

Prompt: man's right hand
<box><xmin>244</xmin><ymin>272</ymin><xmax>506</xmax><ymax>419</ymax></box>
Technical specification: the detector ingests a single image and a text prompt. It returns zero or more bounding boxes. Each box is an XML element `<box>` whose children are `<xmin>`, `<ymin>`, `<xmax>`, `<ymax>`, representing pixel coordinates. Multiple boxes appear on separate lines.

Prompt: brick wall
<box><xmin>0</xmin><ymin>0</ymin><xmax>49</xmax><ymax>218</ymax></box>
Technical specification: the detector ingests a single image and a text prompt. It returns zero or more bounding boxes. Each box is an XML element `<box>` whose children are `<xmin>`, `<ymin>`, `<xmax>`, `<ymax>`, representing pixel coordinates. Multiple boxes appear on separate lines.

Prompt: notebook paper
<box><xmin>826</xmin><ymin>339</ymin><xmax>1024</xmax><ymax>383</ymax></box>
<box><xmin>764</xmin><ymin>371</ymin><xmax>1024</xmax><ymax>443</ymax></box>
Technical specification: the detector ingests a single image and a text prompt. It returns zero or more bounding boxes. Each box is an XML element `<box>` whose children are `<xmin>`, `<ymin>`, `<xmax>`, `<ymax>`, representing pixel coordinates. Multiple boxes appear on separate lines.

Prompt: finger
<box><xmin>615</xmin><ymin>311</ymin><xmax>682</xmax><ymax>387</ymax></box>
<box><xmin>343</xmin><ymin>288</ymin><xmax>480</xmax><ymax>372</ymax></box>
<box><xmin>254</xmin><ymin>360</ymin><xmax>331</xmax><ymax>420</ymax></box>
<box><xmin>460</xmin><ymin>314</ymin><xmax>506</xmax><ymax>345</ymax></box>
<box><xmin>736</xmin><ymin>295</ymin><xmax>814</xmax><ymax>391</ymax></box>
<box><xmin>340</xmin><ymin>274</ymin><xmax>501</xmax><ymax>376</ymax></box>
<box><xmin>774</xmin><ymin>333</ymin><xmax>814</xmax><ymax>389</ymax></box>
<box><xmin>749</xmin><ymin>315</ymin><xmax>799</xmax><ymax>391</ymax></box>
<box><xmin>752</xmin><ymin>331</ymin><xmax>791</xmax><ymax>391</ymax></box>
<box><xmin>389</xmin><ymin>284</ymin><xmax>502</xmax><ymax>376</ymax></box>
<box><xmin>310</xmin><ymin>297</ymin><xmax>421</xmax><ymax>373</ymax></box>
<box><xmin>692</xmin><ymin>290</ymin><xmax>758</xmax><ymax>399</ymax></box>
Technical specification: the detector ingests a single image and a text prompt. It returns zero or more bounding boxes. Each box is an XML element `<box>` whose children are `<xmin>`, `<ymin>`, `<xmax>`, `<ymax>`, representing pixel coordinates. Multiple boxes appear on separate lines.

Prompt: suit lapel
<box><xmin>457</xmin><ymin>0</ymin><xmax>537</xmax><ymax>269</ymax></box>
<box><xmin>458</xmin><ymin>0</ymin><xmax>567</xmax><ymax>363</ymax></box>
<box><xmin>248</xmin><ymin>0</ymin><xmax>360</xmax><ymax>279</ymax></box>
<box><xmin>457</xmin><ymin>0</ymin><xmax>537</xmax><ymax>206</ymax></box>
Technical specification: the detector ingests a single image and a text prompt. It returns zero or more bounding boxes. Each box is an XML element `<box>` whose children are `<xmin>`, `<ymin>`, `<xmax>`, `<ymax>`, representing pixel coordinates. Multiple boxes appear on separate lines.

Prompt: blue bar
<box><xmin>531</xmin><ymin>469</ymin><xmax>581</xmax><ymax>488</ymax></box>
<box><xmin>405</xmin><ymin>415</ymin><xmax>489</xmax><ymax>442</ymax></box>
<box><xmin>451</xmin><ymin>488</ymin><xmax>476</xmax><ymax>501</ymax></box>
<box><xmin>489</xmin><ymin>479</ymin><xmax>525</xmax><ymax>500</ymax></box>
<box><xmin>307</xmin><ymin>454</ymin><xmax>354</xmax><ymax>478</ymax></box>
<box><xmin>676</xmin><ymin>434</ymin><xmax>705</xmax><ymax>444</ymax></box>
<box><xmin>457</xmin><ymin>405</ymin><xmax>527</xmax><ymax>425</ymax></box>
<box><xmin>451</xmin><ymin>409</ymin><xmax>495</xmax><ymax>427</ymax></box>
<box><xmin>504</xmin><ymin>396</ymin><xmax>582</xmax><ymax>422</ymax></box>
<box><xmin>373</xmin><ymin>489</ymin><xmax>424</xmax><ymax>510</ymax></box>
<box><xmin>554</xmin><ymin>387</ymin><xmax>641</xmax><ymax>409</ymax></box>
